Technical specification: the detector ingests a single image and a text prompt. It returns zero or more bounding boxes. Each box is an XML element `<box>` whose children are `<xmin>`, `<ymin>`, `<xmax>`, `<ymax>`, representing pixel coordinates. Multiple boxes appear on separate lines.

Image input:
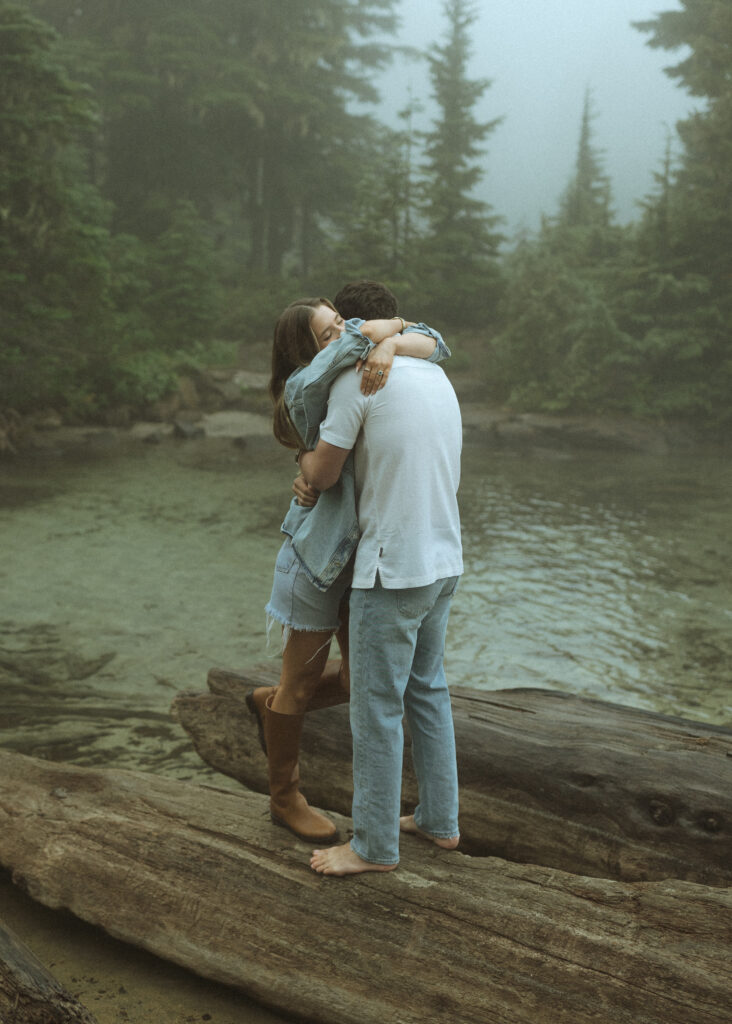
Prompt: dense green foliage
<box><xmin>0</xmin><ymin>0</ymin><xmax>729</xmax><ymax>429</ymax></box>
<box><xmin>493</xmin><ymin>1</ymin><xmax>731</xmax><ymax>430</ymax></box>
<box><xmin>0</xmin><ymin>4</ymin><xmax>112</xmax><ymax>412</ymax></box>
<box><xmin>1</xmin><ymin>0</ymin><xmax>399</xmax><ymax>415</ymax></box>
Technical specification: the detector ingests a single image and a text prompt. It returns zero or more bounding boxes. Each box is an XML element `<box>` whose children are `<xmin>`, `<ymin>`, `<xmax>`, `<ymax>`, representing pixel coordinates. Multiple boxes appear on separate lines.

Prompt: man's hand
<box><xmin>358</xmin><ymin>336</ymin><xmax>397</xmax><ymax>395</ymax></box>
<box><xmin>293</xmin><ymin>472</ymin><xmax>319</xmax><ymax>507</ymax></box>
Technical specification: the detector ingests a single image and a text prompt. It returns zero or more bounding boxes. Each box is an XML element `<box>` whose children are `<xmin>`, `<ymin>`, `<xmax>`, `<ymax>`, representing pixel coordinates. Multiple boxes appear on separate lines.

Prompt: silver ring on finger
<box><xmin>376</xmin><ymin>370</ymin><xmax>384</xmax><ymax>376</ymax></box>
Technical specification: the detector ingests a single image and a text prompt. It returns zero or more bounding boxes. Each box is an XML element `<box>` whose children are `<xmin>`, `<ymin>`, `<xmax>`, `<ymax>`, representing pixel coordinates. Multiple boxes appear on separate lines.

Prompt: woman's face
<box><xmin>310</xmin><ymin>304</ymin><xmax>344</xmax><ymax>349</ymax></box>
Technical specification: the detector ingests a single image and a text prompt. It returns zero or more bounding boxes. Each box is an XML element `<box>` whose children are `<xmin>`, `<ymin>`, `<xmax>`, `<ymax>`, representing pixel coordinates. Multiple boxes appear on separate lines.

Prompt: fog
<box><xmin>379</xmin><ymin>0</ymin><xmax>700</xmax><ymax>235</ymax></box>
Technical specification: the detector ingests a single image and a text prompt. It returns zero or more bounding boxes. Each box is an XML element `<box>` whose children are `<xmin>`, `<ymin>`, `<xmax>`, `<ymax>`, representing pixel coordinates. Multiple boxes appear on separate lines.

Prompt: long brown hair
<box><xmin>270</xmin><ymin>297</ymin><xmax>336</xmax><ymax>449</ymax></box>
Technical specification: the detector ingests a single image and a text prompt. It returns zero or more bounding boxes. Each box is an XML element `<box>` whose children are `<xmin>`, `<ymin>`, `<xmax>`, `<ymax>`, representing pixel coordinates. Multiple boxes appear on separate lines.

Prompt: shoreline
<box><xmin>3</xmin><ymin>359</ymin><xmax>728</xmax><ymax>459</ymax></box>
<box><xmin>2</xmin><ymin>401</ymin><xmax>726</xmax><ymax>463</ymax></box>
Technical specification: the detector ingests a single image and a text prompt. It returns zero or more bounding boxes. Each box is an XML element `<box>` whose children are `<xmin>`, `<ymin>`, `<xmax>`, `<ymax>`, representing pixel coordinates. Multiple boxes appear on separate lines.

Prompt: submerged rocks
<box><xmin>3</xmin><ymin>360</ymin><xmax>712</xmax><ymax>457</ymax></box>
<box><xmin>172</xmin><ymin>419</ymin><xmax>206</xmax><ymax>440</ymax></box>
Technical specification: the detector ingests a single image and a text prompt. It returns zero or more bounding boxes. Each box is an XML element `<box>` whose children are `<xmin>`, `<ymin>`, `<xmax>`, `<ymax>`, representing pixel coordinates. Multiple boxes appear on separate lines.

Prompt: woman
<box><xmin>247</xmin><ymin>295</ymin><xmax>448</xmax><ymax>843</ymax></box>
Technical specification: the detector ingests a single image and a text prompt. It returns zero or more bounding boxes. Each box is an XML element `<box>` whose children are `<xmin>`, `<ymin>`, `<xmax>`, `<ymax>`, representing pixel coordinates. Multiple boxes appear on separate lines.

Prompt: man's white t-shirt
<box><xmin>319</xmin><ymin>355</ymin><xmax>463</xmax><ymax>590</ymax></box>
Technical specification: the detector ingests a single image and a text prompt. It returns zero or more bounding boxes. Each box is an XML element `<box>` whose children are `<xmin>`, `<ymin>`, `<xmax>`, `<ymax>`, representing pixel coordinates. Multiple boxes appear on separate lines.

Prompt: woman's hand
<box><xmin>358</xmin><ymin>336</ymin><xmax>397</xmax><ymax>396</ymax></box>
<box><xmin>293</xmin><ymin>472</ymin><xmax>319</xmax><ymax>507</ymax></box>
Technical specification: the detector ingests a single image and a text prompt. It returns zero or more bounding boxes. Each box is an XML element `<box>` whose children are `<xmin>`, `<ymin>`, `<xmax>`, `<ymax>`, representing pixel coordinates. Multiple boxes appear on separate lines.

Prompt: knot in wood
<box><xmin>699</xmin><ymin>813</ymin><xmax>722</xmax><ymax>834</ymax></box>
<box><xmin>649</xmin><ymin>799</ymin><xmax>675</xmax><ymax>826</ymax></box>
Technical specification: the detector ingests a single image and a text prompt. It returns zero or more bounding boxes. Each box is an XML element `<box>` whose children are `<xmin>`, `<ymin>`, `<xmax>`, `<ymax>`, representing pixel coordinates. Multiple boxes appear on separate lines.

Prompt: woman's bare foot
<box><xmin>400</xmin><ymin>814</ymin><xmax>460</xmax><ymax>850</ymax></box>
<box><xmin>310</xmin><ymin>842</ymin><xmax>397</xmax><ymax>876</ymax></box>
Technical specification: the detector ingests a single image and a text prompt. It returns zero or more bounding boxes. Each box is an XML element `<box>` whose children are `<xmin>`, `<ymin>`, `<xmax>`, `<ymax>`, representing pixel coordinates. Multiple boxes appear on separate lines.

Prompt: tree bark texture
<box><xmin>0</xmin><ymin>918</ymin><xmax>98</xmax><ymax>1024</ymax></box>
<box><xmin>170</xmin><ymin>666</ymin><xmax>732</xmax><ymax>886</ymax></box>
<box><xmin>0</xmin><ymin>750</ymin><xmax>729</xmax><ymax>1024</ymax></box>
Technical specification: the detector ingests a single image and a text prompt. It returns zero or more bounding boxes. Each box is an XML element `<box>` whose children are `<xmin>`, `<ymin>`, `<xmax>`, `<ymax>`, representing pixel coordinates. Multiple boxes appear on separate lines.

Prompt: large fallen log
<box><xmin>171</xmin><ymin>666</ymin><xmax>732</xmax><ymax>886</ymax></box>
<box><xmin>0</xmin><ymin>918</ymin><xmax>98</xmax><ymax>1024</ymax></box>
<box><xmin>0</xmin><ymin>750</ymin><xmax>729</xmax><ymax>1024</ymax></box>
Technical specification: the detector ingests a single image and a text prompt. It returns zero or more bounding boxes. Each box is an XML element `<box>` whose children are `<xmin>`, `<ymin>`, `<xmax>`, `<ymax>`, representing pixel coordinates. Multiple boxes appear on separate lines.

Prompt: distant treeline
<box><xmin>1</xmin><ymin>0</ymin><xmax>729</xmax><ymax>429</ymax></box>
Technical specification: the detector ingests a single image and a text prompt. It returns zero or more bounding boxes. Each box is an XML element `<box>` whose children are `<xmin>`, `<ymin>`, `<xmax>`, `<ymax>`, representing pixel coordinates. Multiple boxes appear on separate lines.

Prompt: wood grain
<box><xmin>171</xmin><ymin>667</ymin><xmax>732</xmax><ymax>885</ymax></box>
<box><xmin>0</xmin><ymin>750</ymin><xmax>729</xmax><ymax>1024</ymax></box>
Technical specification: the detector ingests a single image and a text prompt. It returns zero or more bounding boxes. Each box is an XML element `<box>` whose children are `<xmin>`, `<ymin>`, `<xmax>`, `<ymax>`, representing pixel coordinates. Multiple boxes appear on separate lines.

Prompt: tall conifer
<box><xmin>635</xmin><ymin>1</ymin><xmax>731</xmax><ymax>293</ymax></box>
<box><xmin>418</xmin><ymin>0</ymin><xmax>502</xmax><ymax>326</ymax></box>
<box><xmin>633</xmin><ymin>0</ymin><xmax>732</xmax><ymax>426</ymax></box>
<box><xmin>559</xmin><ymin>90</ymin><xmax>612</xmax><ymax>229</ymax></box>
<box><xmin>0</xmin><ymin>2</ymin><xmax>114</xmax><ymax>412</ymax></box>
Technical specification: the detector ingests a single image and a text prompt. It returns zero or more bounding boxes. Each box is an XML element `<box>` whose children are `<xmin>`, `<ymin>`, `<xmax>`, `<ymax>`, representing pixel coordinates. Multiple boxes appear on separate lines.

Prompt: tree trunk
<box><xmin>0</xmin><ymin>918</ymin><xmax>98</xmax><ymax>1024</ymax></box>
<box><xmin>0</xmin><ymin>751</ymin><xmax>729</xmax><ymax>1024</ymax></box>
<box><xmin>170</xmin><ymin>666</ymin><xmax>732</xmax><ymax>886</ymax></box>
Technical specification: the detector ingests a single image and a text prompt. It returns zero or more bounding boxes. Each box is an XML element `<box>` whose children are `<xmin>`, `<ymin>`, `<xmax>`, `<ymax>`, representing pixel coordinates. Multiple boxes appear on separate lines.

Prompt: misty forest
<box><xmin>1</xmin><ymin>0</ymin><xmax>730</xmax><ymax>431</ymax></box>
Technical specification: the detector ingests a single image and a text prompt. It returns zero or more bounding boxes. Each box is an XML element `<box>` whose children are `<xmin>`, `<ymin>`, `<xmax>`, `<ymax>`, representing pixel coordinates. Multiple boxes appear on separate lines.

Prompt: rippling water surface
<box><xmin>454</xmin><ymin>445</ymin><xmax>731</xmax><ymax>723</ymax></box>
<box><xmin>1</xmin><ymin>431</ymin><xmax>730</xmax><ymax>775</ymax></box>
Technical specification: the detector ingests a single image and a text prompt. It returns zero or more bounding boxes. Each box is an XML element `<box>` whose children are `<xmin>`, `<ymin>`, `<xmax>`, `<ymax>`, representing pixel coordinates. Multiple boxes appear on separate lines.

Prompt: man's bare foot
<box><xmin>400</xmin><ymin>814</ymin><xmax>460</xmax><ymax>850</ymax></box>
<box><xmin>310</xmin><ymin>841</ymin><xmax>397</xmax><ymax>876</ymax></box>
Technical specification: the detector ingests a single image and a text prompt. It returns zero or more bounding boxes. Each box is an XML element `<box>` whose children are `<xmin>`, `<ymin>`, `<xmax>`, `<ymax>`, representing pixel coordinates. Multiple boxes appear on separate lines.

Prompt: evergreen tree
<box><xmin>492</xmin><ymin>94</ymin><xmax>634</xmax><ymax>416</ymax></box>
<box><xmin>0</xmin><ymin>2</ymin><xmax>115</xmax><ymax>413</ymax></box>
<box><xmin>145</xmin><ymin>200</ymin><xmax>221</xmax><ymax>353</ymax></box>
<box><xmin>28</xmin><ymin>0</ymin><xmax>399</xmax><ymax>276</ymax></box>
<box><xmin>632</xmin><ymin>1</ymin><xmax>732</xmax><ymax>426</ymax></box>
<box><xmin>312</xmin><ymin>122</ymin><xmax>415</xmax><ymax>293</ymax></box>
<box><xmin>635</xmin><ymin>1</ymin><xmax>732</xmax><ymax>290</ymax></box>
<box><xmin>636</xmin><ymin>134</ymin><xmax>675</xmax><ymax>265</ymax></box>
<box><xmin>238</xmin><ymin>0</ymin><xmax>399</xmax><ymax>277</ymax></box>
<box><xmin>559</xmin><ymin>90</ymin><xmax>612</xmax><ymax>229</ymax></box>
<box><xmin>492</xmin><ymin>229</ymin><xmax>637</xmax><ymax>415</ymax></box>
<box><xmin>417</xmin><ymin>0</ymin><xmax>503</xmax><ymax>327</ymax></box>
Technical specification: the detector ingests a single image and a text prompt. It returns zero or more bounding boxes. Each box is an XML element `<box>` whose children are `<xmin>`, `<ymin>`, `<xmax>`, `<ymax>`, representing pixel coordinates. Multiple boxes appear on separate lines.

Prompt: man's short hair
<box><xmin>333</xmin><ymin>280</ymin><xmax>399</xmax><ymax>321</ymax></box>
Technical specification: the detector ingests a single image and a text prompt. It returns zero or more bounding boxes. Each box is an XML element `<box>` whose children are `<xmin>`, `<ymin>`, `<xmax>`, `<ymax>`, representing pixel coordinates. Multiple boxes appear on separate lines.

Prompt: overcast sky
<box><xmin>377</xmin><ymin>0</ymin><xmax>699</xmax><ymax>237</ymax></box>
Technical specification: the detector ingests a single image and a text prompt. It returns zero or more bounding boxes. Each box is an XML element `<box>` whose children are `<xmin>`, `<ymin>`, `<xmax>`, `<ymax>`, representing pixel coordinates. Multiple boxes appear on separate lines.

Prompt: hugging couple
<box><xmin>245</xmin><ymin>279</ymin><xmax>462</xmax><ymax>876</ymax></box>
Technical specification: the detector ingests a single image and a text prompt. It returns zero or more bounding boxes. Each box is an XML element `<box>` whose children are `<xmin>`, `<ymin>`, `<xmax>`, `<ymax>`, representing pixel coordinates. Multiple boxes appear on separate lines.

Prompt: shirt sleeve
<box><xmin>403</xmin><ymin>323</ymin><xmax>451</xmax><ymax>362</ymax></box>
<box><xmin>318</xmin><ymin>368</ymin><xmax>369</xmax><ymax>451</ymax></box>
<box><xmin>284</xmin><ymin>319</ymin><xmax>374</xmax><ymax>449</ymax></box>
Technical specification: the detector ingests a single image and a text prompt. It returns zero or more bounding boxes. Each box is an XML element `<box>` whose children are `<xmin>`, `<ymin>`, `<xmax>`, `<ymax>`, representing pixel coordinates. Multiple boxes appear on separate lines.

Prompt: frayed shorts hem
<box><xmin>264</xmin><ymin>606</ymin><xmax>339</xmax><ymax>636</ymax></box>
<box><xmin>265</xmin><ymin>537</ymin><xmax>351</xmax><ymax>641</ymax></box>
<box><xmin>264</xmin><ymin>610</ymin><xmax>338</xmax><ymax>659</ymax></box>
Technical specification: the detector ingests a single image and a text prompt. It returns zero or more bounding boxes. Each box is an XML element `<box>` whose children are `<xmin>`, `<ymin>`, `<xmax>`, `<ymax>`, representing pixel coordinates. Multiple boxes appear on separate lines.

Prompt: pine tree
<box><xmin>491</xmin><ymin>93</ymin><xmax>635</xmax><ymax>415</ymax></box>
<box><xmin>28</xmin><ymin>0</ymin><xmax>400</xmax><ymax>275</ymax></box>
<box><xmin>559</xmin><ymin>90</ymin><xmax>612</xmax><ymax>229</ymax></box>
<box><xmin>0</xmin><ymin>2</ymin><xmax>115</xmax><ymax>413</ymax></box>
<box><xmin>635</xmin><ymin>2</ymin><xmax>731</xmax><ymax>284</ymax></box>
<box><xmin>238</xmin><ymin>0</ymin><xmax>399</xmax><ymax>277</ymax></box>
<box><xmin>636</xmin><ymin>134</ymin><xmax>675</xmax><ymax>265</ymax></box>
<box><xmin>417</xmin><ymin>0</ymin><xmax>503</xmax><ymax>327</ymax></box>
<box><xmin>145</xmin><ymin>200</ymin><xmax>221</xmax><ymax>353</ymax></box>
<box><xmin>492</xmin><ymin>229</ymin><xmax>637</xmax><ymax>416</ymax></box>
<box><xmin>311</xmin><ymin>118</ymin><xmax>418</xmax><ymax>293</ymax></box>
<box><xmin>633</xmin><ymin>0</ymin><xmax>732</xmax><ymax>427</ymax></box>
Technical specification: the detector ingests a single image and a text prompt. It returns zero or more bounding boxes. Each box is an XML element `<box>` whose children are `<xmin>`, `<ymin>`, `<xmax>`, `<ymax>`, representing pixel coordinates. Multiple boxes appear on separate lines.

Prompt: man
<box><xmin>299</xmin><ymin>280</ymin><xmax>463</xmax><ymax>875</ymax></box>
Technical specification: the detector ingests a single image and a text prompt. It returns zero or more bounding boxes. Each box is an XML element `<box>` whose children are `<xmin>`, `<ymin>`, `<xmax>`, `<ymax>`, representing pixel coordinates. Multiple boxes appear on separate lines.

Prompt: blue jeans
<box><xmin>348</xmin><ymin>576</ymin><xmax>460</xmax><ymax>865</ymax></box>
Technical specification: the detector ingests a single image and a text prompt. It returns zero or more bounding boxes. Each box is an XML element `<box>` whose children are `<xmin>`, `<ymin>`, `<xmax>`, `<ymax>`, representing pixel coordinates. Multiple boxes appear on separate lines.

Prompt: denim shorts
<box><xmin>265</xmin><ymin>536</ymin><xmax>352</xmax><ymax>636</ymax></box>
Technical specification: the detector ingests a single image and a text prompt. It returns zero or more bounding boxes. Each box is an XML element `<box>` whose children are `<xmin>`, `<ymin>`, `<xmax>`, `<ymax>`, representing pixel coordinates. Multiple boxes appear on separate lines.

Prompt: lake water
<box><xmin>1</xmin><ymin>428</ymin><xmax>730</xmax><ymax>781</ymax></box>
<box><xmin>1</xmin><ymin>423</ymin><xmax>731</xmax><ymax>1024</ymax></box>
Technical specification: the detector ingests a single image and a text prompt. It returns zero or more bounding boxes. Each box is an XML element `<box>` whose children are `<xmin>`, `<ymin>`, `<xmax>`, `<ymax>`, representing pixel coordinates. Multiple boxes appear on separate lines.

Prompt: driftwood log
<box><xmin>171</xmin><ymin>666</ymin><xmax>732</xmax><ymax>886</ymax></box>
<box><xmin>0</xmin><ymin>919</ymin><xmax>98</xmax><ymax>1024</ymax></box>
<box><xmin>0</xmin><ymin>750</ymin><xmax>730</xmax><ymax>1024</ymax></box>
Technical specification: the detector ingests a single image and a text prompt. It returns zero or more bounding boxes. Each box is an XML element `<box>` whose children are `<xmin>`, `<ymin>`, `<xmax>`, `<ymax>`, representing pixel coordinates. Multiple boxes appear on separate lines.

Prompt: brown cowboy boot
<box><xmin>245</xmin><ymin>659</ymin><xmax>349</xmax><ymax>754</ymax></box>
<box><xmin>263</xmin><ymin>695</ymin><xmax>337</xmax><ymax>843</ymax></box>
<box><xmin>245</xmin><ymin>686</ymin><xmax>275</xmax><ymax>754</ymax></box>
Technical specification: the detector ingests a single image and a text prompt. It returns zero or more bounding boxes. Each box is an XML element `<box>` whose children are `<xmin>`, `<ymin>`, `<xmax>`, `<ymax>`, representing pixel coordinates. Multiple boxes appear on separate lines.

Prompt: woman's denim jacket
<box><xmin>281</xmin><ymin>318</ymin><xmax>450</xmax><ymax>591</ymax></box>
